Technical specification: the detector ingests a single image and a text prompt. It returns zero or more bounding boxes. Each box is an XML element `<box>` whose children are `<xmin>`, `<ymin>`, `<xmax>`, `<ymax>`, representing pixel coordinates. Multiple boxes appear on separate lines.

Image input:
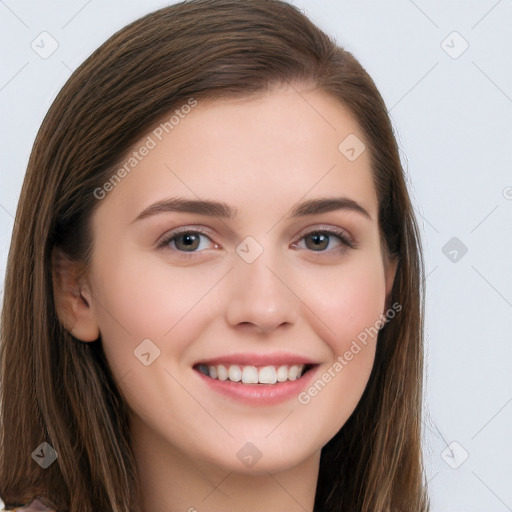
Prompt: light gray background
<box><xmin>1</xmin><ymin>1</ymin><xmax>511</xmax><ymax>510</ymax></box>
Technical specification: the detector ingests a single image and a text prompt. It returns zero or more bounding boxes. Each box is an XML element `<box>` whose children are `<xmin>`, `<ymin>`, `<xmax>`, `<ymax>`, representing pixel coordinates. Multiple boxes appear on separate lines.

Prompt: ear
<box><xmin>51</xmin><ymin>246</ymin><xmax>100</xmax><ymax>342</ymax></box>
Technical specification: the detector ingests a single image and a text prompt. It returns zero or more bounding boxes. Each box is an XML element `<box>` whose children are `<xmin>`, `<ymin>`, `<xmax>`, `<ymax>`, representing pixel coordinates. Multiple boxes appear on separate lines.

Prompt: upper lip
<box><xmin>194</xmin><ymin>352</ymin><xmax>319</xmax><ymax>367</ymax></box>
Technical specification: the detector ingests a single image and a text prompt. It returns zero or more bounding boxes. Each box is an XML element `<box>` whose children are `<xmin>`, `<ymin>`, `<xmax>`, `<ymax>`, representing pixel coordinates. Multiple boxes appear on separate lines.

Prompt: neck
<box><xmin>130</xmin><ymin>416</ymin><xmax>320</xmax><ymax>512</ymax></box>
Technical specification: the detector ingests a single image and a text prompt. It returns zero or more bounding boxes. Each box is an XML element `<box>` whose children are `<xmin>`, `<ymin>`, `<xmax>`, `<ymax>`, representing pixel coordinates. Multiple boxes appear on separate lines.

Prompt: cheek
<box><xmin>292</xmin><ymin>254</ymin><xmax>387</xmax><ymax>430</ymax></box>
<box><xmin>301</xmin><ymin>252</ymin><xmax>387</xmax><ymax>355</ymax></box>
<box><xmin>88</xmin><ymin>252</ymin><xmax>219</xmax><ymax>377</ymax></box>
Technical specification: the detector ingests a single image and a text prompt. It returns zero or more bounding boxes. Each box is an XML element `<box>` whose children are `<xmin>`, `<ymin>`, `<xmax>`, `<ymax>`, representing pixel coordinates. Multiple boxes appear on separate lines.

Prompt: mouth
<box><xmin>193</xmin><ymin>362</ymin><xmax>317</xmax><ymax>385</ymax></box>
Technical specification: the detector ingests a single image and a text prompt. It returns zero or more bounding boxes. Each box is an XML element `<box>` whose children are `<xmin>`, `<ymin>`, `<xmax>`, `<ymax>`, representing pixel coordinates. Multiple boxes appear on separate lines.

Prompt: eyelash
<box><xmin>155</xmin><ymin>225</ymin><xmax>357</xmax><ymax>257</ymax></box>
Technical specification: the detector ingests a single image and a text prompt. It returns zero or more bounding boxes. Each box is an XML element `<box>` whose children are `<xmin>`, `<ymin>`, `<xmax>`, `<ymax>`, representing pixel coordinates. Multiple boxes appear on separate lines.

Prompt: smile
<box><xmin>195</xmin><ymin>363</ymin><xmax>313</xmax><ymax>384</ymax></box>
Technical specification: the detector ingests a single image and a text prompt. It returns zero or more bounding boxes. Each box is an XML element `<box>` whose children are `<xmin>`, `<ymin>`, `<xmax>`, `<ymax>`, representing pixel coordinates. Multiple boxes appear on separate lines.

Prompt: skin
<box><xmin>54</xmin><ymin>84</ymin><xmax>397</xmax><ymax>512</ymax></box>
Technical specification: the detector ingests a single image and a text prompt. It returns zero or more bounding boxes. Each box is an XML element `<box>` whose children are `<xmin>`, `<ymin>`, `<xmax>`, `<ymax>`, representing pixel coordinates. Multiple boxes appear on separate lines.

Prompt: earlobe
<box><xmin>52</xmin><ymin>247</ymin><xmax>100</xmax><ymax>342</ymax></box>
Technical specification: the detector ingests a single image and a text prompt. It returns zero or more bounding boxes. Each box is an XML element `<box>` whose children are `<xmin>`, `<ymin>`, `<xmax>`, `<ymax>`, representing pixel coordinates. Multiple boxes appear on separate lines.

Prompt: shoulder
<box><xmin>6</xmin><ymin>498</ymin><xmax>55</xmax><ymax>511</ymax></box>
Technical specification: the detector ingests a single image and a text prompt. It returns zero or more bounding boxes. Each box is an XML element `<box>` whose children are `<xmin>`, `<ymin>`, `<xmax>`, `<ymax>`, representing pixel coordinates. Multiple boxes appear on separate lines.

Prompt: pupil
<box><xmin>309</xmin><ymin>233</ymin><xmax>328</xmax><ymax>251</ymax></box>
<box><xmin>179</xmin><ymin>233</ymin><xmax>199</xmax><ymax>250</ymax></box>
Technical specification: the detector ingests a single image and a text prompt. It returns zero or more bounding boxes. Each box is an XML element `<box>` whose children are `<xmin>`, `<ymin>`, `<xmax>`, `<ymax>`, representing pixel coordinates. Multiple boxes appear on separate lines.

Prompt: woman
<box><xmin>0</xmin><ymin>0</ymin><xmax>429</xmax><ymax>510</ymax></box>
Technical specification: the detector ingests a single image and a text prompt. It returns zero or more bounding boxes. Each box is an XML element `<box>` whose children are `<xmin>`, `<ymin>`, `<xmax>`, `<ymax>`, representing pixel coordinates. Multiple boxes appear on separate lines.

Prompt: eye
<box><xmin>155</xmin><ymin>226</ymin><xmax>357</xmax><ymax>256</ymax></box>
<box><xmin>292</xmin><ymin>228</ymin><xmax>356</xmax><ymax>254</ymax></box>
<box><xmin>156</xmin><ymin>228</ymin><xmax>218</xmax><ymax>253</ymax></box>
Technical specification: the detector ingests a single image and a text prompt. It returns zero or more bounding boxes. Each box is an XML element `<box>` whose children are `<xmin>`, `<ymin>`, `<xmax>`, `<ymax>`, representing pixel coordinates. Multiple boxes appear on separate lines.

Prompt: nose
<box><xmin>225</xmin><ymin>244</ymin><xmax>299</xmax><ymax>335</ymax></box>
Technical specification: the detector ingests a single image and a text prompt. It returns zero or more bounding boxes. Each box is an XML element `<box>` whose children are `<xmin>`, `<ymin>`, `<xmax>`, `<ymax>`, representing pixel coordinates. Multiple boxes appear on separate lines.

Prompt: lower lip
<box><xmin>194</xmin><ymin>366</ymin><xmax>319</xmax><ymax>405</ymax></box>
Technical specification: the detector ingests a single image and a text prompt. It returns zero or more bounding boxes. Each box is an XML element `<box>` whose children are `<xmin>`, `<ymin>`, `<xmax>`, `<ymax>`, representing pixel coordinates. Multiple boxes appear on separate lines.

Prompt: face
<box><xmin>83</xmin><ymin>85</ymin><xmax>396</xmax><ymax>474</ymax></box>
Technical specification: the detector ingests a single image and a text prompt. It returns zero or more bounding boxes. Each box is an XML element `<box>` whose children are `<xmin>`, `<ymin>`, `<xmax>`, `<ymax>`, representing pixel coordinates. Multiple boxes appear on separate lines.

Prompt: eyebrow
<box><xmin>132</xmin><ymin>195</ymin><xmax>372</xmax><ymax>223</ymax></box>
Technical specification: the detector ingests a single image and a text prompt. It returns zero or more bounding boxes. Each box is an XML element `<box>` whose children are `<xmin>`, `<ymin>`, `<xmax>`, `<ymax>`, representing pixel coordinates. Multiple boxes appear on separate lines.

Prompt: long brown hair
<box><xmin>0</xmin><ymin>1</ymin><xmax>429</xmax><ymax>510</ymax></box>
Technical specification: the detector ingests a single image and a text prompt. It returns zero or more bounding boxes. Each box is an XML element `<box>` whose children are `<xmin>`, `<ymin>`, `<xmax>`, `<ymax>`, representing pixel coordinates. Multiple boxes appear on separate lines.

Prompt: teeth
<box><xmin>258</xmin><ymin>366</ymin><xmax>277</xmax><ymax>384</ymax></box>
<box><xmin>217</xmin><ymin>365</ymin><xmax>228</xmax><ymax>381</ymax></box>
<box><xmin>198</xmin><ymin>363</ymin><xmax>307</xmax><ymax>384</ymax></box>
<box><xmin>241</xmin><ymin>365</ymin><xmax>259</xmax><ymax>384</ymax></box>
<box><xmin>288</xmin><ymin>365</ymin><xmax>301</xmax><ymax>381</ymax></box>
<box><xmin>228</xmin><ymin>365</ymin><xmax>242</xmax><ymax>382</ymax></box>
<box><xmin>276</xmin><ymin>365</ymin><xmax>288</xmax><ymax>382</ymax></box>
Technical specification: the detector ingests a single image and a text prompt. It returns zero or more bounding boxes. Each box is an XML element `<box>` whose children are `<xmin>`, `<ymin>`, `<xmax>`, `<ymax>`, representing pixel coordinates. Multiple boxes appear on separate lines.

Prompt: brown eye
<box><xmin>297</xmin><ymin>229</ymin><xmax>355</xmax><ymax>253</ymax></box>
<box><xmin>157</xmin><ymin>229</ymin><xmax>217</xmax><ymax>253</ymax></box>
<box><xmin>173</xmin><ymin>233</ymin><xmax>201</xmax><ymax>252</ymax></box>
<box><xmin>304</xmin><ymin>233</ymin><xmax>330</xmax><ymax>251</ymax></box>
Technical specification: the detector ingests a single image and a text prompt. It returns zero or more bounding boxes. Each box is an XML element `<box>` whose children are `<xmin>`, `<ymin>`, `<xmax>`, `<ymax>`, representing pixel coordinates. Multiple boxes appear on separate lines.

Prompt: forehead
<box><xmin>95</xmin><ymin>86</ymin><xmax>378</xmax><ymax>224</ymax></box>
